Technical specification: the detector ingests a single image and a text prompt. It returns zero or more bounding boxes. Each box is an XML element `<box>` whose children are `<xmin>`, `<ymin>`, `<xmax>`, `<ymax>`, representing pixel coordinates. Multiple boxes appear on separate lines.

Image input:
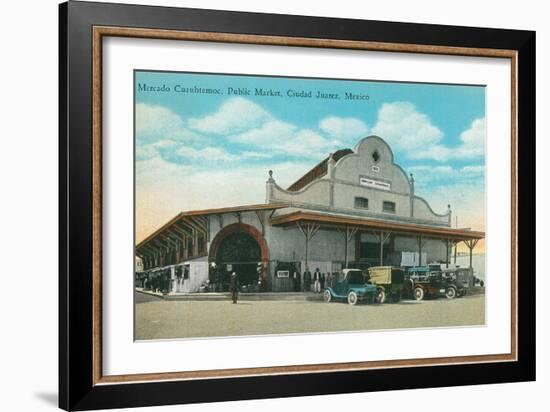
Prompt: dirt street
<box><xmin>135</xmin><ymin>293</ymin><xmax>485</xmax><ymax>340</ymax></box>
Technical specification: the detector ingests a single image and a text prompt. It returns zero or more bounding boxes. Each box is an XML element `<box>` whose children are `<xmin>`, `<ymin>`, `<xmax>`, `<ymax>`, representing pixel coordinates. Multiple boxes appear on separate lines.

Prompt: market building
<box><xmin>135</xmin><ymin>136</ymin><xmax>484</xmax><ymax>293</ymax></box>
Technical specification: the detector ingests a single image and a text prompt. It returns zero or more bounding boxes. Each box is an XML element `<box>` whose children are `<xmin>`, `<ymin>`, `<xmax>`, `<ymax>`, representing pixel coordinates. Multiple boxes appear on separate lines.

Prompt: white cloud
<box><xmin>188</xmin><ymin>98</ymin><xmax>354</xmax><ymax>158</ymax></box>
<box><xmin>408</xmin><ymin>164</ymin><xmax>485</xmax><ymax>187</ymax></box>
<box><xmin>188</xmin><ymin>97</ymin><xmax>271</xmax><ymax>134</ymax></box>
<box><xmin>175</xmin><ymin>146</ymin><xmax>238</xmax><ymax>162</ymax></box>
<box><xmin>135</xmin><ymin>103</ymin><xmax>200</xmax><ymax>143</ymax></box>
<box><xmin>229</xmin><ymin>120</ymin><xmax>293</xmax><ymax>145</ymax></box>
<box><xmin>228</xmin><ymin>120</ymin><xmax>334</xmax><ymax>158</ymax></box>
<box><xmin>409</xmin><ymin>165</ymin><xmax>454</xmax><ymax>175</ymax></box>
<box><xmin>241</xmin><ymin>151</ymin><xmax>272</xmax><ymax>159</ymax></box>
<box><xmin>410</xmin><ymin>117</ymin><xmax>486</xmax><ymax>161</ymax></box>
<box><xmin>318</xmin><ymin>116</ymin><xmax>368</xmax><ymax>143</ymax></box>
<box><xmin>370</xmin><ymin>102</ymin><xmax>485</xmax><ymax>162</ymax></box>
<box><xmin>136</xmin><ymin>155</ymin><xmax>192</xmax><ymax>185</ymax></box>
<box><xmin>455</xmin><ymin>118</ymin><xmax>486</xmax><ymax>158</ymax></box>
<box><xmin>460</xmin><ymin>118</ymin><xmax>485</xmax><ymax>145</ymax></box>
<box><xmin>461</xmin><ymin>165</ymin><xmax>485</xmax><ymax>174</ymax></box>
<box><xmin>371</xmin><ymin>102</ymin><xmax>443</xmax><ymax>151</ymax></box>
<box><xmin>279</xmin><ymin>129</ymin><xmax>332</xmax><ymax>157</ymax></box>
<box><xmin>136</xmin><ymin>144</ymin><xmax>157</xmax><ymax>161</ymax></box>
<box><xmin>136</xmin><ymin>140</ymin><xmax>179</xmax><ymax>161</ymax></box>
<box><xmin>153</xmin><ymin>139</ymin><xmax>178</xmax><ymax>148</ymax></box>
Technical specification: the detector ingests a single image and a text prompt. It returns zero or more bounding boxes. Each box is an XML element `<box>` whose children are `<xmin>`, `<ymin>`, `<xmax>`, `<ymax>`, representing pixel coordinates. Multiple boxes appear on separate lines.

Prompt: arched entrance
<box><xmin>209</xmin><ymin>223</ymin><xmax>269</xmax><ymax>289</ymax></box>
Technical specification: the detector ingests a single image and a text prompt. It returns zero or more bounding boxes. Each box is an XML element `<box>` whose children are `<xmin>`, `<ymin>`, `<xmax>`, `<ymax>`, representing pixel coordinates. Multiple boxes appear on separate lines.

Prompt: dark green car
<box><xmin>323</xmin><ymin>269</ymin><xmax>377</xmax><ymax>305</ymax></box>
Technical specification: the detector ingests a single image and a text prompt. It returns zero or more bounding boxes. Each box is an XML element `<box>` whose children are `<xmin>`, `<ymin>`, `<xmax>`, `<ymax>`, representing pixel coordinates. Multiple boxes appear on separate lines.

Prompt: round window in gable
<box><xmin>372</xmin><ymin>150</ymin><xmax>381</xmax><ymax>163</ymax></box>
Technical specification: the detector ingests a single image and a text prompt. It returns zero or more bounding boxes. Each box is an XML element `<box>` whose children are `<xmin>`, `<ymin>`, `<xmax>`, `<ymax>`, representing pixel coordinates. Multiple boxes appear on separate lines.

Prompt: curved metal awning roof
<box><xmin>136</xmin><ymin>202</ymin><xmax>289</xmax><ymax>256</ymax></box>
<box><xmin>270</xmin><ymin>210</ymin><xmax>485</xmax><ymax>241</ymax></box>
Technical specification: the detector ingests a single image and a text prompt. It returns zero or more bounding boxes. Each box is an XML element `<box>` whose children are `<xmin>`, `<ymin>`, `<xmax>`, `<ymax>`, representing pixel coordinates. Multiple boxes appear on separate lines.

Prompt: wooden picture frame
<box><xmin>59</xmin><ymin>1</ymin><xmax>535</xmax><ymax>410</ymax></box>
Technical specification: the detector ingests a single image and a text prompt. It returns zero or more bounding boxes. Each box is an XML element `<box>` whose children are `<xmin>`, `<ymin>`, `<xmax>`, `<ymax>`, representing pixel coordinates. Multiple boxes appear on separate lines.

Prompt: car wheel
<box><xmin>413</xmin><ymin>286</ymin><xmax>424</xmax><ymax>301</ymax></box>
<box><xmin>347</xmin><ymin>291</ymin><xmax>358</xmax><ymax>305</ymax></box>
<box><xmin>323</xmin><ymin>289</ymin><xmax>332</xmax><ymax>303</ymax></box>
<box><xmin>375</xmin><ymin>288</ymin><xmax>386</xmax><ymax>304</ymax></box>
<box><xmin>445</xmin><ymin>287</ymin><xmax>457</xmax><ymax>299</ymax></box>
<box><xmin>391</xmin><ymin>292</ymin><xmax>401</xmax><ymax>303</ymax></box>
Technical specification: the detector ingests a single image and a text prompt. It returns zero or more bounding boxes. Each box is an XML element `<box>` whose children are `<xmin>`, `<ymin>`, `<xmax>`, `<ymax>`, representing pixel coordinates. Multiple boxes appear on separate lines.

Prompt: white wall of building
<box><xmin>393</xmin><ymin>236</ymin><xmax>447</xmax><ymax>264</ymax></box>
<box><xmin>266</xmin><ymin>226</ymin><xmax>351</xmax><ymax>263</ymax></box>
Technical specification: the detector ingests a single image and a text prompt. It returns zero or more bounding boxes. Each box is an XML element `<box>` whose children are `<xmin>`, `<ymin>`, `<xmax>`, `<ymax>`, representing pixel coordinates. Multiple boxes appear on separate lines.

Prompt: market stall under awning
<box><xmin>270</xmin><ymin>210</ymin><xmax>485</xmax><ymax>268</ymax></box>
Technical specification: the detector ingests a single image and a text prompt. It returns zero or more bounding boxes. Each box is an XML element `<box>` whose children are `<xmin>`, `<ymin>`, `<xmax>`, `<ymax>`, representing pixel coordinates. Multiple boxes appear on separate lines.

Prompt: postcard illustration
<box><xmin>134</xmin><ymin>70</ymin><xmax>486</xmax><ymax>340</ymax></box>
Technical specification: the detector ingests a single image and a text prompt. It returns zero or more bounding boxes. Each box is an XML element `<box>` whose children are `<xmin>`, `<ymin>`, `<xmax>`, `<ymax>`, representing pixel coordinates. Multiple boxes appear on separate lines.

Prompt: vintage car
<box><xmin>323</xmin><ymin>269</ymin><xmax>377</xmax><ymax>305</ymax></box>
<box><xmin>404</xmin><ymin>266</ymin><xmax>441</xmax><ymax>300</ymax></box>
<box><xmin>441</xmin><ymin>267</ymin><xmax>473</xmax><ymax>298</ymax></box>
<box><xmin>405</xmin><ymin>265</ymin><xmax>473</xmax><ymax>300</ymax></box>
<box><xmin>366</xmin><ymin>266</ymin><xmax>406</xmax><ymax>303</ymax></box>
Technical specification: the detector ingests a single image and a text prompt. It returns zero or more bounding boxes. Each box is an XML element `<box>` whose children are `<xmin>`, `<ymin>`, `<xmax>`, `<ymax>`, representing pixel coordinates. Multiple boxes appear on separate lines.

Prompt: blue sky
<box><xmin>135</xmin><ymin>70</ymin><xmax>486</xmax><ymax>241</ymax></box>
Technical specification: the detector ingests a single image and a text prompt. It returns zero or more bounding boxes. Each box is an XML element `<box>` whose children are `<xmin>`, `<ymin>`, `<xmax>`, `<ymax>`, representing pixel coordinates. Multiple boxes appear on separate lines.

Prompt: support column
<box><xmin>175</xmin><ymin>240</ymin><xmax>181</xmax><ymax>263</ymax></box>
<box><xmin>182</xmin><ymin>235</ymin><xmax>188</xmax><ymax>259</ymax></box>
<box><xmin>379</xmin><ymin>231</ymin><xmax>391</xmax><ymax>266</ymax></box>
<box><xmin>233</xmin><ymin>211</ymin><xmax>242</xmax><ymax>224</ymax></box>
<box><xmin>338</xmin><ymin>226</ymin><xmax>359</xmax><ymax>269</ymax></box>
<box><xmin>255</xmin><ymin>210</ymin><xmax>269</xmax><ymax>236</ymax></box>
<box><xmin>454</xmin><ymin>240</ymin><xmax>458</xmax><ymax>264</ymax></box>
<box><xmin>193</xmin><ymin>229</ymin><xmax>199</xmax><ymax>257</ymax></box>
<box><xmin>464</xmin><ymin>239</ymin><xmax>479</xmax><ymax>269</ymax></box>
<box><xmin>305</xmin><ymin>235</ymin><xmax>309</xmax><ymax>269</ymax></box>
<box><xmin>417</xmin><ymin>235</ymin><xmax>423</xmax><ymax>266</ymax></box>
<box><xmin>297</xmin><ymin>222</ymin><xmax>320</xmax><ymax>272</ymax></box>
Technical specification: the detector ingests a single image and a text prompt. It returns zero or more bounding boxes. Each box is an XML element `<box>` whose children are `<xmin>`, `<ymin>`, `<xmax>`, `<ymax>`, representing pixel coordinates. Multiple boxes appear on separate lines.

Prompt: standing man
<box><xmin>313</xmin><ymin>268</ymin><xmax>322</xmax><ymax>293</ymax></box>
<box><xmin>175</xmin><ymin>266</ymin><xmax>183</xmax><ymax>293</ymax></box>
<box><xmin>256</xmin><ymin>262</ymin><xmax>264</xmax><ymax>293</ymax></box>
<box><xmin>320</xmin><ymin>271</ymin><xmax>326</xmax><ymax>291</ymax></box>
<box><xmin>209</xmin><ymin>263</ymin><xmax>216</xmax><ymax>292</ymax></box>
<box><xmin>230</xmin><ymin>271</ymin><xmax>240</xmax><ymax>304</ymax></box>
<box><xmin>303</xmin><ymin>268</ymin><xmax>312</xmax><ymax>292</ymax></box>
<box><xmin>163</xmin><ymin>269</ymin><xmax>170</xmax><ymax>294</ymax></box>
<box><xmin>293</xmin><ymin>268</ymin><xmax>301</xmax><ymax>292</ymax></box>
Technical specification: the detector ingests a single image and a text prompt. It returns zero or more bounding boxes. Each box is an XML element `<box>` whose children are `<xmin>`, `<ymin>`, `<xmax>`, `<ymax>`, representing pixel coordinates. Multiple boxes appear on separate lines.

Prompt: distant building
<box><xmin>136</xmin><ymin>136</ymin><xmax>484</xmax><ymax>292</ymax></box>
<box><xmin>455</xmin><ymin>253</ymin><xmax>485</xmax><ymax>280</ymax></box>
